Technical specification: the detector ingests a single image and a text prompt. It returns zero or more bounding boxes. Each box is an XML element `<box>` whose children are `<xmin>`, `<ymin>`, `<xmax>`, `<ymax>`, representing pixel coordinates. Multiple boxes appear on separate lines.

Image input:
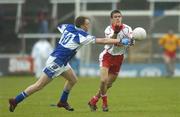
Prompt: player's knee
<box><xmin>72</xmin><ymin>78</ymin><xmax>78</xmax><ymax>85</ymax></box>
<box><xmin>107</xmin><ymin>83</ymin><xmax>112</xmax><ymax>89</ymax></box>
<box><xmin>69</xmin><ymin>77</ymin><xmax>78</xmax><ymax>85</ymax></box>
<box><xmin>100</xmin><ymin>78</ymin><xmax>108</xmax><ymax>84</ymax></box>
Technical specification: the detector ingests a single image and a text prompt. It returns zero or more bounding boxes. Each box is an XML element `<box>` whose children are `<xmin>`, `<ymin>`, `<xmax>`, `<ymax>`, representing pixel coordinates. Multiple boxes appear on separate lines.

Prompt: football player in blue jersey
<box><xmin>8</xmin><ymin>16</ymin><xmax>131</xmax><ymax>112</ymax></box>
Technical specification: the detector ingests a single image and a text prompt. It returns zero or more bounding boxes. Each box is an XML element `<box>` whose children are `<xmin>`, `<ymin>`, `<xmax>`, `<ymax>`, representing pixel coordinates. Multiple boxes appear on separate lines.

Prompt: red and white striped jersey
<box><xmin>103</xmin><ymin>24</ymin><xmax>132</xmax><ymax>55</ymax></box>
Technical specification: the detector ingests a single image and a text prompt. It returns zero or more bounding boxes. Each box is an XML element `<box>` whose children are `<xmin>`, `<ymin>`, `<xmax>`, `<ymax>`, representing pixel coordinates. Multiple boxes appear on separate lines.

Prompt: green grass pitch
<box><xmin>0</xmin><ymin>76</ymin><xmax>180</xmax><ymax>117</ymax></box>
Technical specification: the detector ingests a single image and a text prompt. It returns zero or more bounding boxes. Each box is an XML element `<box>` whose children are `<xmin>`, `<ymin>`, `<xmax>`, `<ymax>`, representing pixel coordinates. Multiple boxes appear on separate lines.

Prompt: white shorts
<box><xmin>43</xmin><ymin>56</ymin><xmax>71</xmax><ymax>78</ymax></box>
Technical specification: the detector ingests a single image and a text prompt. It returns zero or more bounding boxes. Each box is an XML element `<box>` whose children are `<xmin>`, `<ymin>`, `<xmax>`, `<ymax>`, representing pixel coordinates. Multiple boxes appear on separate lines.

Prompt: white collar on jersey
<box><xmin>75</xmin><ymin>26</ymin><xmax>86</xmax><ymax>32</ymax></box>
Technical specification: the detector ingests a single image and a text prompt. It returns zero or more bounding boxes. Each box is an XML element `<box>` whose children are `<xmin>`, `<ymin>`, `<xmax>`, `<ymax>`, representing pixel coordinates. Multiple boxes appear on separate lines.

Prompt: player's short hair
<box><xmin>75</xmin><ymin>16</ymin><xmax>89</xmax><ymax>28</ymax></box>
<box><xmin>110</xmin><ymin>10</ymin><xmax>122</xmax><ymax>18</ymax></box>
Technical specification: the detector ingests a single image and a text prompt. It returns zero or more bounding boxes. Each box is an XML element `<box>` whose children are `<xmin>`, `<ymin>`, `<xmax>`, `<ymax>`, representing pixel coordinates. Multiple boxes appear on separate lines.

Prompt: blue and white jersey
<box><xmin>50</xmin><ymin>24</ymin><xmax>96</xmax><ymax>66</ymax></box>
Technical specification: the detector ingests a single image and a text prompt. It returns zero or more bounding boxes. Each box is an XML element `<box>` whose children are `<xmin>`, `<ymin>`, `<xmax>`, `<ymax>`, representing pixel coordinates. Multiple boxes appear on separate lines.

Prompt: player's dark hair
<box><xmin>110</xmin><ymin>10</ymin><xmax>122</xmax><ymax>18</ymax></box>
<box><xmin>75</xmin><ymin>16</ymin><xmax>89</xmax><ymax>28</ymax></box>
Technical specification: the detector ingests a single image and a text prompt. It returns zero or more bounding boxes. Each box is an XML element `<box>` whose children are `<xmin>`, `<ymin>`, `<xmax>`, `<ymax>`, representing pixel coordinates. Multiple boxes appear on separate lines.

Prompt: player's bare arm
<box><xmin>95</xmin><ymin>38</ymin><xmax>120</xmax><ymax>44</ymax></box>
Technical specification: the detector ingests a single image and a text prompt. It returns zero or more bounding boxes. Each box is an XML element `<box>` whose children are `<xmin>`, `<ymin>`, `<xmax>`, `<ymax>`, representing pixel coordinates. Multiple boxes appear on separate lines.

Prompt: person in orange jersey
<box><xmin>159</xmin><ymin>30</ymin><xmax>180</xmax><ymax>77</ymax></box>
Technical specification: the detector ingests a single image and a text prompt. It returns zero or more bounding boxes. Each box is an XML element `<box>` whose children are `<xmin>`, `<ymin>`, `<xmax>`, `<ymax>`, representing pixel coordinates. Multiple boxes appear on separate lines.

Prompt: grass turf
<box><xmin>0</xmin><ymin>76</ymin><xmax>180</xmax><ymax>117</ymax></box>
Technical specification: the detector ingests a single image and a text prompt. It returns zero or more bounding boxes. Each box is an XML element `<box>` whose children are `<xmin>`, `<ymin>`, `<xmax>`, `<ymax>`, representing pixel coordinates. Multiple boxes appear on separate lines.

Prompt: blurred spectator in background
<box><xmin>32</xmin><ymin>9</ymin><xmax>52</xmax><ymax>78</ymax></box>
<box><xmin>31</xmin><ymin>39</ymin><xmax>53</xmax><ymax>78</ymax></box>
<box><xmin>159</xmin><ymin>30</ymin><xmax>180</xmax><ymax>77</ymax></box>
<box><xmin>37</xmin><ymin>9</ymin><xmax>49</xmax><ymax>33</ymax></box>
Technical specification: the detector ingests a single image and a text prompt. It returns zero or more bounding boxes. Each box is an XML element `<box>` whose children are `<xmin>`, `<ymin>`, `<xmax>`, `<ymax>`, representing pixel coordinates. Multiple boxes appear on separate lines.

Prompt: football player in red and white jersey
<box><xmin>88</xmin><ymin>10</ymin><xmax>134</xmax><ymax>112</ymax></box>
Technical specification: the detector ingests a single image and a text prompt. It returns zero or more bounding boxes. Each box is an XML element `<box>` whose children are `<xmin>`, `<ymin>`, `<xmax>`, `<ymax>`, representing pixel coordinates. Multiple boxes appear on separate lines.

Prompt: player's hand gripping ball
<box><xmin>132</xmin><ymin>27</ymin><xmax>147</xmax><ymax>40</ymax></box>
<box><xmin>120</xmin><ymin>38</ymin><xmax>130</xmax><ymax>46</ymax></box>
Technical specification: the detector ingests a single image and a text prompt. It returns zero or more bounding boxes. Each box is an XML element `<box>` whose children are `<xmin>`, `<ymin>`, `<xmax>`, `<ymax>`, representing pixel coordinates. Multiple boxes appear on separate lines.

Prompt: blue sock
<box><xmin>60</xmin><ymin>90</ymin><xmax>69</xmax><ymax>102</ymax></box>
<box><xmin>15</xmin><ymin>92</ymin><xmax>28</xmax><ymax>104</ymax></box>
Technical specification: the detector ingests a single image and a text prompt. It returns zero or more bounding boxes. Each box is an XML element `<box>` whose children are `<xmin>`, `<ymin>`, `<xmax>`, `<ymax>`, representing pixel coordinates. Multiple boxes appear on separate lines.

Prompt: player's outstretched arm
<box><xmin>95</xmin><ymin>37</ymin><xmax>133</xmax><ymax>47</ymax></box>
<box><xmin>116</xmin><ymin>38</ymin><xmax>136</xmax><ymax>47</ymax></box>
<box><xmin>95</xmin><ymin>38</ymin><xmax>120</xmax><ymax>44</ymax></box>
